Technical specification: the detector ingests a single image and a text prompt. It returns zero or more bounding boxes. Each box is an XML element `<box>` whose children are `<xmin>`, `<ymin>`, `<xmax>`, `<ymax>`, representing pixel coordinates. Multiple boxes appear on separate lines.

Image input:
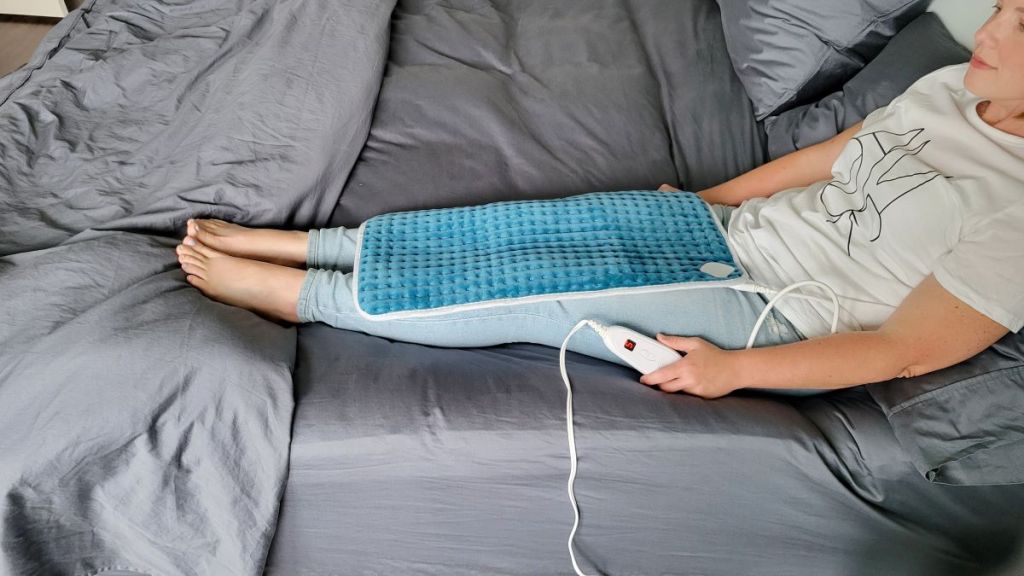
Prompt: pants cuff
<box><xmin>296</xmin><ymin>268</ymin><xmax>320</xmax><ymax>323</ymax></box>
<box><xmin>306</xmin><ymin>229</ymin><xmax>321</xmax><ymax>269</ymax></box>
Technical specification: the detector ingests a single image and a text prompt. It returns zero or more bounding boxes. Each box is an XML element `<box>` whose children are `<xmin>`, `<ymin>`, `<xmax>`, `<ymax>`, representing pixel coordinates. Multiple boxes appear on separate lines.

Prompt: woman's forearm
<box><xmin>731</xmin><ymin>330</ymin><xmax>907</xmax><ymax>391</ymax></box>
<box><xmin>698</xmin><ymin>121</ymin><xmax>863</xmax><ymax>206</ymax></box>
<box><xmin>697</xmin><ymin>146</ymin><xmax>832</xmax><ymax>206</ymax></box>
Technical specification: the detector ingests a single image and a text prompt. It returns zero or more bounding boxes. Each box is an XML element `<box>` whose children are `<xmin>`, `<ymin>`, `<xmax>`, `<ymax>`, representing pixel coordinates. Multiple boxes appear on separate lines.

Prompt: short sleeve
<box><xmin>933</xmin><ymin>201</ymin><xmax>1024</xmax><ymax>333</ymax></box>
<box><xmin>860</xmin><ymin>105</ymin><xmax>889</xmax><ymax>129</ymax></box>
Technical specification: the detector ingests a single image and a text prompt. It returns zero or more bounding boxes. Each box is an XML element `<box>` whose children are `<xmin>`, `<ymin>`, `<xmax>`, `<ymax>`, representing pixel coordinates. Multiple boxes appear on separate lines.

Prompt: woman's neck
<box><xmin>978</xmin><ymin>100</ymin><xmax>1024</xmax><ymax>138</ymax></box>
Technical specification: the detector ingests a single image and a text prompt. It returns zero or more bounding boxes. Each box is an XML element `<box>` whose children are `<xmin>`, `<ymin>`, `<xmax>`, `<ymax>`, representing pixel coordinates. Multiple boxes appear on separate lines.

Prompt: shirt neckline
<box><xmin>965</xmin><ymin>98</ymin><xmax>1024</xmax><ymax>149</ymax></box>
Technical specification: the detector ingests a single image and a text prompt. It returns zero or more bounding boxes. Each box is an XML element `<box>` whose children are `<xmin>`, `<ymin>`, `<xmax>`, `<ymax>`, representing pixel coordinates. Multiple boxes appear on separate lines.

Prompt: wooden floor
<box><xmin>0</xmin><ymin>1</ymin><xmax>83</xmax><ymax>76</ymax></box>
<box><xmin>0</xmin><ymin>15</ymin><xmax>58</xmax><ymax>76</ymax></box>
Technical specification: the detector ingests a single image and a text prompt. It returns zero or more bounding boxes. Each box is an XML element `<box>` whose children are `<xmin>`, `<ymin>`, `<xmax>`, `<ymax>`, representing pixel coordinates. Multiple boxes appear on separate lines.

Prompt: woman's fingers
<box><xmin>656</xmin><ymin>333</ymin><xmax>702</xmax><ymax>353</ymax></box>
<box><xmin>640</xmin><ymin>360</ymin><xmax>685</xmax><ymax>386</ymax></box>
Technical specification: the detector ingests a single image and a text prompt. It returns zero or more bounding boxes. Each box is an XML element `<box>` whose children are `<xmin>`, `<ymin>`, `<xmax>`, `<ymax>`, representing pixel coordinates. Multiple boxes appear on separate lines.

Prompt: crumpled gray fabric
<box><xmin>0</xmin><ymin>0</ymin><xmax>394</xmax><ymax>573</ymax></box>
<box><xmin>764</xmin><ymin>12</ymin><xmax>971</xmax><ymax>160</ymax></box>
<box><xmin>868</xmin><ymin>330</ymin><xmax>1024</xmax><ymax>486</ymax></box>
<box><xmin>330</xmin><ymin>0</ymin><xmax>766</xmax><ymax>228</ymax></box>
<box><xmin>714</xmin><ymin>0</ymin><xmax>929</xmax><ymax>119</ymax></box>
<box><xmin>267</xmin><ymin>325</ymin><xmax>1024</xmax><ymax>575</ymax></box>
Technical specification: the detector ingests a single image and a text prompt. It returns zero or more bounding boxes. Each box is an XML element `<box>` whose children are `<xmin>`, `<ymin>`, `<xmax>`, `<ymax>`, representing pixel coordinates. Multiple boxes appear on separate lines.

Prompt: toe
<box><xmin>181</xmin><ymin>261</ymin><xmax>207</xmax><ymax>278</ymax></box>
<box><xmin>204</xmin><ymin>219</ymin><xmax>240</xmax><ymax>236</ymax></box>
<box><xmin>197</xmin><ymin>219</ymin><xmax>219</xmax><ymax>232</ymax></box>
<box><xmin>179</xmin><ymin>254</ymin><xmax>206</xmax><ymax>269</ymax></box>
<box><xmin>190</xmin><ymin>240</ymin><xmax>224</xmax><ymax>258</ymax></box>
<box><xmin>186</xmin><ymin>274</ymin><xmax>208</xmax><ymax>290</ymax></box>
<box><xmin>178</xmin><ymin>243</ymin><xmax>206</xmax><ymax>261</ymax></box>
<box><xmin>194</xmin><ymin>220</ymin><xmax>224</xmax><ymax>244</ymax></box>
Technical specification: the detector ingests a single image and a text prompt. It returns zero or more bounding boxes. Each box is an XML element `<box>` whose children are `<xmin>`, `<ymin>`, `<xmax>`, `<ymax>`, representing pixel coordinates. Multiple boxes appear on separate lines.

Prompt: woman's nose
<box><xmin>974</xmin><ymin>13</ymin><xmax>999</xmax><ymax>49</ymax></box>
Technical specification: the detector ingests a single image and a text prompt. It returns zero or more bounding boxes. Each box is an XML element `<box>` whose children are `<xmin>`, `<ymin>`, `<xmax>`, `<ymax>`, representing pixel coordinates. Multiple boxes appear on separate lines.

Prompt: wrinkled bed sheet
<box><xmin>0</xmin><ymin>0</ymin><xmax>393</xmax><ymax>574</ymax></box>
<box><xmin>329</xmin><ymin>0</ymin><xmax>767</xmax><ymax>227</ymax></box>
<box><xmin>268</xmin><ymin>326</ymin><xmax>1024</xmax><ymax>576</ymax></box>
<box><xmin>266</xmin><ymin>0</ymin><xmax>1024</xmax><ymax>574</ymax></box>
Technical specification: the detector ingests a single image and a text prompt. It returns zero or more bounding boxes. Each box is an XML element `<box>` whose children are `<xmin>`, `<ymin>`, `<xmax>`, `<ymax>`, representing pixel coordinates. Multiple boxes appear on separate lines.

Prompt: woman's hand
<box><xmin>638</xmin><ymin>334</ymin><xmax>740</xmax><ymax>399</ymax></box>
<box><xmin>659</xmin><ymin>183</ymin><xmax>714</xmax><ymax>203</ymax></box>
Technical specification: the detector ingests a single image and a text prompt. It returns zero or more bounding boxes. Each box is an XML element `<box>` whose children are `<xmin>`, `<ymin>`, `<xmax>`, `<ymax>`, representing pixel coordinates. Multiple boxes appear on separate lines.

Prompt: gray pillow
<box><xmin>765</xmin><ymin>12</ymin><xmax>971</xmax><ymax>160</ymax></box>
<box><xmin>867</xmin><ymin>330</ymin><xmax>1024</xmax><ymax>486</ymax></box>
<box><xmin>715</xmin><ymin>0</ymin><xmax>929</xmax><ymax>120</ymax></box>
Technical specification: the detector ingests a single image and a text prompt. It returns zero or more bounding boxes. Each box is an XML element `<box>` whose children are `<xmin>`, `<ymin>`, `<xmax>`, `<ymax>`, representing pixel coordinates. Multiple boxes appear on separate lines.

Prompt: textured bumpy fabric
<box><xmin>355</xmin><ymin>191</ymin><xmax>745</xmax><ymax>316</ymax></box>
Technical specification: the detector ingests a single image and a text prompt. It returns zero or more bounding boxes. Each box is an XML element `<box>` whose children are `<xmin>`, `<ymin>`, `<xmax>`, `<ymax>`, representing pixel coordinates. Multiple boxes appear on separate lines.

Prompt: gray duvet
<box><xmin>0</xmin><ymin>0</ymin><xmax>393</xmax><ymax>574</ymax></box>
<box><xmin>2</xmin><ymin>0</ymin><xmax>1023</xmax><ymax>575</ymax></box>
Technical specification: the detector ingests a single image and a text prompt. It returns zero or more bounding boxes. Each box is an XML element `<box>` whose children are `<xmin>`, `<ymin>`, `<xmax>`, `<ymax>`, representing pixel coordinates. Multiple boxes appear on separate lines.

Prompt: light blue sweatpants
<box><xmin>296</xmin><ymin>205</ymin><xmax>826</xmax><ymax>396</ymax></box>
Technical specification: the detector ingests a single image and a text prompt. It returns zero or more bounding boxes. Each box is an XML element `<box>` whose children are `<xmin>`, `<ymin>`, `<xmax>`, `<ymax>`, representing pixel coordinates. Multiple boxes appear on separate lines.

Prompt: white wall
<box><xmin>0</xmin><ymin>0</ymin><xmax>67</xmax><ymax>17</ymax></box>
<box><xmin>928</xmin><ymin>0</ymin><xmax>992</xmax><ymax>49</ymax></box>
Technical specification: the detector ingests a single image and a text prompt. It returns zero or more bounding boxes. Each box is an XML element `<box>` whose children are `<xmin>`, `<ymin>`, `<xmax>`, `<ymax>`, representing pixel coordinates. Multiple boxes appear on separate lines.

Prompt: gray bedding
<box><xmin>329</xmin><ymin>0</ymin><xmax>766</xmax><ymax>227</ymax></box>
<box><xmin>0</xmin><ymin>0</ymin><xmax>393</xmax><ymax>574</ymax></box>
<box><xmin>3</xmin><ymin>0</ymin><xmax>1023</xmax><ymax>575</ymax></box>
<box><xmin>268</xmin><ymin>327</ymin><xmax>1024</xmax><ymax>575</ymax></box>
<box><xmin>271</xmin><ymin>1</ymin><xmax>1024</xmax><ymax>574</ymax></box>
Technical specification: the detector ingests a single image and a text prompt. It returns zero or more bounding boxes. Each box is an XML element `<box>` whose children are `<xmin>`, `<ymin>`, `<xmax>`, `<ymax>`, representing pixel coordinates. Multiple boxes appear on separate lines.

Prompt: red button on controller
<box><xmin>624</xmin><ymin>339</ymin><xmax>636</xmax><ymax>351</ymax></box>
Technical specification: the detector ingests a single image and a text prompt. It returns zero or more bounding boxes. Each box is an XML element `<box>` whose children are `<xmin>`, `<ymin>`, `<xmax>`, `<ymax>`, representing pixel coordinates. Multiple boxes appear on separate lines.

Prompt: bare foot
<box><xmin>176</xmin><ymin>239</ymin><xmax>307</xmax><ymax>323</ymax></box>
<box><xmin>186</xmin><ymin>218</ymin><xmax>308</xmax><ymax>268</ymax></box>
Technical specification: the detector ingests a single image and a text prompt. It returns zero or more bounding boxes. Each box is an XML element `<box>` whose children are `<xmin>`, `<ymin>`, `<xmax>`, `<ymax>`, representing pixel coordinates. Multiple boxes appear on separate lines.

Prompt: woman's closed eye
<box><xmin>991</xmin><ymin>3</ymin><xmax>1024</xmax><ymax>32</ymax></box>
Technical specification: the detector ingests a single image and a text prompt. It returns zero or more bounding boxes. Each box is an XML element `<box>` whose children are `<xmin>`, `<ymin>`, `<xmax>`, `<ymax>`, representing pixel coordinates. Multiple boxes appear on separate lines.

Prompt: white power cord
<box><xmin>557</xmin><ymin>281</ymin><xmax>841</xmax><ymax>576</ymax></box>
<box><xmin>560</xmin><ymin>320</ymin><xmax>603</xmax><ymax>576</ymax></box>
<box><xmin>742</xmin><ymin>280</ymin><xmax>841</xmax><ymax>349</ymax></box>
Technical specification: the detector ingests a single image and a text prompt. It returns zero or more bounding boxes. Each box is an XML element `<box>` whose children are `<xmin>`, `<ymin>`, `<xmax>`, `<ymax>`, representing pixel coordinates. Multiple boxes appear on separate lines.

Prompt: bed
<box><xmin>1</xmin><ymin>1</ymin><xmax>1022</xmax><ymax>575</ymax></box>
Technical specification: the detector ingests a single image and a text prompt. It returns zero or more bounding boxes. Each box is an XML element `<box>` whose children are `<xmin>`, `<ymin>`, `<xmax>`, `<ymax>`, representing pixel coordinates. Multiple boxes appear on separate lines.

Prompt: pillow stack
<box><xmin>764</xmin><ymin>12</ymin><xmax>971</xmax><ymax>160</ymax></box>
<box><xmin>714</xmin><ymin>0</ymin><xmax>930</xmax><ymax>120</ymax></box>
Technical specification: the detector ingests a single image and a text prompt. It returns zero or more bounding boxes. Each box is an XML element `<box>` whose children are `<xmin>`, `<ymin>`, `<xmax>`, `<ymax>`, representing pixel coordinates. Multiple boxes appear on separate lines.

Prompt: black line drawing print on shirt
<box><xmin>819</xmin><ymin>128</ymin><xmax>944</xmax><ymax>256</ymax></box>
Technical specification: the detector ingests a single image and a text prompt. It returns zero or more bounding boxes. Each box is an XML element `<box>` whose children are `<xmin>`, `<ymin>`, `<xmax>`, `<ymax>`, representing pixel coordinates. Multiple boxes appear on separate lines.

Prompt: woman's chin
<box><xmin>963</xmin><ymin>69</ymin><xmax>986</xmax><ymax>97</ymax></box>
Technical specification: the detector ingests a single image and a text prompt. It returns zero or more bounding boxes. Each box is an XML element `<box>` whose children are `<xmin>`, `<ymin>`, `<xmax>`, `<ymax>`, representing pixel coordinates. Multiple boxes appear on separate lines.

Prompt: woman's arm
<box><xmin>687</xmin><ymin>121</ymin><xmax>864</xmax><ymax>206</ymax></box>
<box><xmin>640</xmin><ymin>274</ymin><xmax>1010</xmax><ymax>398</ymax></box>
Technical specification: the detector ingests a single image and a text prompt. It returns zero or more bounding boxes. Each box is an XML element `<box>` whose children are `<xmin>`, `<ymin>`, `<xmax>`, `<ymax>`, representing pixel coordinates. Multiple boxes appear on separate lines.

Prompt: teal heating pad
<box><xmin>353</xmin><ymin>190</ymin><xmax>749</xmax><ymax>319</ymax></box>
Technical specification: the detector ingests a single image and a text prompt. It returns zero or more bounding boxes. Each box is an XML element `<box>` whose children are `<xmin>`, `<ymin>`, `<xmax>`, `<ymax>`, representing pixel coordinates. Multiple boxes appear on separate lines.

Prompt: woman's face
<box><xmin>964</xmin><ymin>0</ymin><xmax>1024</xmax><ymax>103</ymax></box>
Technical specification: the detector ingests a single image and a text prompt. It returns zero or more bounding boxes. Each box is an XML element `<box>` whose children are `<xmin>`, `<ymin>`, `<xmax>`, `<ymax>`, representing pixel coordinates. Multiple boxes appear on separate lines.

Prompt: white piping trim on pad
<box><xmin>353</xmin><ymin>194</ymin><xmax>746</xmax><ymax>321</ymax></box>
<box><xmin>350</xmin><ymin>194</ymin><xmax>843</xmax><ymax>328</ymax></box>
<box><xmin>352</xmin><ymin>201</ymin><xmax>755</xmax><ymax>320</ymax></box>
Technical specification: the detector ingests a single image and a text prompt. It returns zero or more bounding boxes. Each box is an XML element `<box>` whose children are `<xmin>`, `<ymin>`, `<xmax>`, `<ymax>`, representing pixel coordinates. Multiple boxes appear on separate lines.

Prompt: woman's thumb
<box><xmin>657</xmin><ymin>333</ymin><xmax>700</xmax><ymax>352</ymax></box>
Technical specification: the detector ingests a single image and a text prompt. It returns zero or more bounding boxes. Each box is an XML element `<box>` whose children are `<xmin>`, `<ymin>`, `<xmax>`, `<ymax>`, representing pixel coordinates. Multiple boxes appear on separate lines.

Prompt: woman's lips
<box><xmin>970</xmin><ymin>55</ymin><xmax>995</xmax><ymax>70</ymax></box>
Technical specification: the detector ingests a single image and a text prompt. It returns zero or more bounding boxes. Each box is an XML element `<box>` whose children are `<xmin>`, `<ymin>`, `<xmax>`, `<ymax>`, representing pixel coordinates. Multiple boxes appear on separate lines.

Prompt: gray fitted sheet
<box><xmin>266</xmin><ymin>326</ymin><xmax>1024</xmax><ymax>575</ymax></box>
<box><xmin>263</xmin><ymin>1</ymin><xmax>1024</xmax><ymax>574</ymax></box>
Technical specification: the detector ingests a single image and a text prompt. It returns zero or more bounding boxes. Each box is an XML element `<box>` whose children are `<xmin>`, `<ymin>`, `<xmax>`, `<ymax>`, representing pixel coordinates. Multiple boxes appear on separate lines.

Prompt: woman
<box><xmin>175</xmin><ymin>2</ymin><xmax>1024</xmax><ymax>399</ymax></box>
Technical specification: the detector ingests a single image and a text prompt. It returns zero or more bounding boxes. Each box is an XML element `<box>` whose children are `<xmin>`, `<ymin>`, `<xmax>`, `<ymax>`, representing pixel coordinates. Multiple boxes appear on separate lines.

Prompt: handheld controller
<box><xmin>592</xmin><ymin>323</ymin><xmax>683</xmax><ymax>374</ymax></box>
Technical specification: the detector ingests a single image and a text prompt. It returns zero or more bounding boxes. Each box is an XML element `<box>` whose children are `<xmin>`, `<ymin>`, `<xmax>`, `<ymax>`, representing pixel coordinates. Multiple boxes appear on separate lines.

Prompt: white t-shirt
<box><xmin>728</xmin><ymin>64</ymin><xmax>1024</xmax><ymax>339</ymax></box>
